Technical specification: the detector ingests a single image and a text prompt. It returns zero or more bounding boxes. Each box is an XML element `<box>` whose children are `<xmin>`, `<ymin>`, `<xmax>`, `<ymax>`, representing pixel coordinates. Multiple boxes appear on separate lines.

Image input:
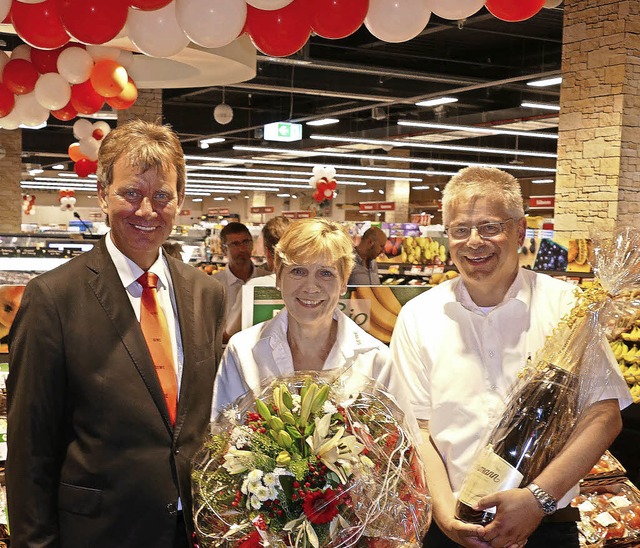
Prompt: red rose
<box><xmin>302</xmin><ymin>489</ymin><xmax>341</xmax><ymax>525</ymax></box>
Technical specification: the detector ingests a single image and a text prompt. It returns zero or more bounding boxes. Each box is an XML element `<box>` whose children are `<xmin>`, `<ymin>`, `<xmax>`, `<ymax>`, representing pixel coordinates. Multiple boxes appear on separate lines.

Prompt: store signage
<box><xmin>207</xmin><ymin>207</ymin><xmax>230</xmax><ymax>215</ymax></box>
<box><xmin>250</xmin><ymin>206</ymin><xmax>275</xmax><ymax>214</ymax></box>
<box><xmin>359</xmin><ymin>201</ymin><xmax>396</xmax><ymax>212</ymax></box>
<box><xmin>282</xmin><ymin>210</ymin><xmax>312</xmax><ymax>219</ymax></box>
<box><xmin>179</xmin><ymin>209</ymin><xmax>190</xmax><ymax>216</ymax></box>
<box><xmin>529</xmin><ymin>196</ymin><xmax>555</xmax><ymax>209</ymax></box>
<box><xmin>263</xmin><ymin>121</ymin><xmax>303</xmax><ymax>142</ymax></box>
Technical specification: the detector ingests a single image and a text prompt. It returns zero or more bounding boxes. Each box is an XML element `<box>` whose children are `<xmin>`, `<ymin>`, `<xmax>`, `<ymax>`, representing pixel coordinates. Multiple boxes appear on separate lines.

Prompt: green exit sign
<box><xmin>264</xmin><ymin>122</ymin><xmax>303</xmax><ymax>142</ymax></box>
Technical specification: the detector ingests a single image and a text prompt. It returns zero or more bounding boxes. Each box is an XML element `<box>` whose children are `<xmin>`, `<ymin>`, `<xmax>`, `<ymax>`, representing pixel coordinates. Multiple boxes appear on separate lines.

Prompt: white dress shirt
<box><xmin>385</xmin><ymin>268</ymin><xmax>632</xmax><ymax>508</ymax></box>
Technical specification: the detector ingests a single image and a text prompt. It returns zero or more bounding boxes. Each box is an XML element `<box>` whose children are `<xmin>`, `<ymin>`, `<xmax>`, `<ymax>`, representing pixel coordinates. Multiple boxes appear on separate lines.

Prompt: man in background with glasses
<box><xmin>213</xmin><ymin>221</ymin><xmax>269</xmax><ymax>342</ymax></box>
<box><xmin>384</xmin><ymin>166</ymin><xmax>630</xmax><ymax>548</ymax></box>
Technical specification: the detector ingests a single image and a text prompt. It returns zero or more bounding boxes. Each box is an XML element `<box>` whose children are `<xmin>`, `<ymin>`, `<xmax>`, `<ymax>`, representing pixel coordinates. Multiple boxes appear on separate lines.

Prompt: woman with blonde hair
<box><xmin>212</xmin><ymin>217</ymin><xmax>389</xmax><ymax>414</ymax></box>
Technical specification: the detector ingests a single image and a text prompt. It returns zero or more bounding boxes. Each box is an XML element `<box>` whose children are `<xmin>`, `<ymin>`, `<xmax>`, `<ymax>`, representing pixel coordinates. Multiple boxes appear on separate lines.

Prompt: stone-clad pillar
<box><xmin>554</xmin><ymin>0</ymin><xmax>640</xmax><ymax>238</ymax></box>
<box><xmin>384</xmin><ymin>148</ymin><xmax>410</xmax><ymax>223</ymax></box>
<box><xmin>117</xmin><ymin>89</ymin><xmax>163</xmax><ymax>124</ymax></box>
<box><xmin>0</xmin><ymin>130</ymin><xmax>23</xmax><ymax>232</ymax></box>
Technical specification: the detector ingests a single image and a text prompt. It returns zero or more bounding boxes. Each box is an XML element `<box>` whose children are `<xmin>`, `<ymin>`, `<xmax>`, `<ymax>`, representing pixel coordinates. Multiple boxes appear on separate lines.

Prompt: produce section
<box><xmin>610</xmin><ymin>325</ymin><xmax>640</xmax><ymax>403</ymax></box>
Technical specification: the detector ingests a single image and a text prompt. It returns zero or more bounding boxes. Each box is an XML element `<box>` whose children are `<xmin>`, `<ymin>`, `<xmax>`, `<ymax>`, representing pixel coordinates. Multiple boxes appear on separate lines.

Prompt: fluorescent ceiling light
<box><xmin>412</xmin><ymin>185</ymin><xmax>430</xmax><ymax>190</ymax></box>
<box><xmin>213</xmin><ymin>196</ymin><xmax>226</xmax><ymax>201</ymax></box>
<box><xmin>397</xmin><ymin>120</ymin><xmax>559</xmax><ymax>140</ymax></box>
<box><xmin>34</xmin><ymin>176</ymin><xmax>93</xmax><ymax>183</ymax></box>
<box><xmin>521</xmin><ymin>101</ymin><xmax>561</xmax><ymax>111</ymax></box>
<box><xmin>358</xmin><ymin>189</ymin><xmax>374</xmax><ymax>193</ymax></box>
<box><xmin>415</xmin><ymin>97</ymin><xmax>458</xmax><ymax>107</ymax></box>
<box><xmin>306</xmin><ymin>118</ymin><xmax>340</xmax><ymax>127</ymax></box>
<box><xmin>52</xmin><ymin>164</ymin><xmax>65</xmax><ymax>170</ymax></box>
<box><xmin>378</xmin><ymin>189</ymin><xmax>384</xmax><ymax>194</ymax></box>
<box><xmin>527</xmin><ymin>76</ymin><xmax>562</xmax><ymax>87</ymax></box>
<box><xmin>199</xmin><ymin>137</ymin><xmax>226</xmax><ymax>149</ymax></box>
<box><xmin>277</xmin><ymin>193</ymin><xmax>291</xmax><ymax>197</ymax></box>
<box><xmin>532</xmin><ymin>178</ymin><xmax>555</xmax><ymax>184</ymax></box>
<box><xmin>192</xmin><ymin>198</ymin><xmax>203</xmax><ymax>202</ymax></box>
<box><xmin>233</xmin><ymin>146</ymin><xmax>557</xmax><ymax>173</ymax></box>
<box><xmin>187</xmin><ymin>182</ymin><xmax>284</xmax><ymax>192</ymax></box>
<box><xmin>28</xmin><ymin>168</ymin><xmax>44</xmax><ymax>175</ymax></box>
<box><xmin>310</xmin><ymin>134</ymin><xmax>557</xmax><ymax>159</ymax></box>
<box><xmin>187</xmin><ymin>176</ymin><xmax>307</xmax><ymax>189</ymax></box>
<box><xmin>78</xmin><ymin>110</ymin><xmax>117</xmax><ymax>120</ymax></box>
<box><xmin>58</xmin><ymin>172</ymin><xmax>79</xmax><ymax>178</ymax></box>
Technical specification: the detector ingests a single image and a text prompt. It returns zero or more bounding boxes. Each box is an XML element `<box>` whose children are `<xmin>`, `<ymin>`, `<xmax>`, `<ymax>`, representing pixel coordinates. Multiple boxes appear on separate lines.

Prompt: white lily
<box><xmin>222</xmin><ymin>447</ymin><xmax>253</xmax><ymax>474</ymax></box>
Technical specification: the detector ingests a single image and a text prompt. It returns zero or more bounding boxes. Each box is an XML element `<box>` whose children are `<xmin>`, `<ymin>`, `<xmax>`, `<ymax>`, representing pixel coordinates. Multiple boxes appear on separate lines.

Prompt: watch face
<box><xmin>543</xmin><ymin>499</ymin><xmax>557</xmax><ymax>514</ymax></box>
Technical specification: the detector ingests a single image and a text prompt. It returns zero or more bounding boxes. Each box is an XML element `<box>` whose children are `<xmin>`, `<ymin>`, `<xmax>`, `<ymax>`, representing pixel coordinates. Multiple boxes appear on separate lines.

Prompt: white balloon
<box><xmin>426</xmin><ymin>0</ymin><xmax>485</xmax><ymax>20</ymax></box>
<box><xmin>0</xmin><ymin>51</ymin><xmax>10</xmax><ymax>74</ymax></box>
<box><xmin>13</xmin><ymin>92</ymin><xmax>49</xmax><ymax>127</ymax></box>
<box><xmin>11</xmin><ymin>45</ymin><xmax>32</xmax><ymax>61</ymax></box>
<box><xmin>117</xmin><ymin>49</ymin><xmax>134</xmax><ymax>70</ymax></box>
<box><xmin>309</xmin><ymin>176</ymin><xmax>317</xmax><ymax>187</ymax></box>
<box><xmin>34</xmin><ymin>73</ymin><xmax>71</xmax><ymax>111</ymax></box>
<box><xmin>86</xmin><ymin>45</ymin><xmax>121</xmax><ymax>62</ymax></box>
<box><xmin>0</xmin><ymin>0</ymin><xmax>11</xmax><ymax>21</ymax></box>
<box><xmin>365</xmin><ymin>0</ymin><xmax>431</xmax><ymax>43</ymax></box>
<box><xmin>176</xmin><ymin>0</ymin><xmax>246</xmax><ymax>49</ymax></box>
<box><xmin>16</xmin><ymin>0</ymin><xmax>46</xmax><ymax>3</ymax></box>
<box><xmin>79</xmin><ymin>136</ymin><xmax>100</xmax><ymax>161</ymax></box>
<box><xmin>57</xmin><ymin>47</ymin><xmax>94</xmax><ymax>84</ymax></box>
<box><xmin>0</xmin><ymin>111</ymin><xmax>20</xmax><ymax>130</ymax></box>
<box><xmin>325</xmin><ymin>166</ymin><xmax>336</xmax><ymax>179</ymax></box>
<box><xmin>213</xmin><ymin>103</ymin><xmax>233</xmax><ymax>124</ymax></box>
<box><xmin>73</xmin><ymin>118</ymin><xmax>93</xmax><ymax>140</ymax></box>
<box><xmin>127</xmin><ymin>2</ymin><xmax>190</xmax><ymax>58</ymax></box>
<box><xmin>92</xmin><ymin>120</ymin><xmax>112</xmax><ymax>139</ymax></box>
<box><xmin>544</xmin><ymin>0</ymin><xmax>562</xmax><ymax>7</ymax></box>
<box><xmin>246</xmin><ymin>0</ymin><xmax>293</xmax><ymax>9</ymax></box>
<box><xmin>312</xmin><ymin>165</ymin><xmax>323</xmax><ymax>176</ymax></box>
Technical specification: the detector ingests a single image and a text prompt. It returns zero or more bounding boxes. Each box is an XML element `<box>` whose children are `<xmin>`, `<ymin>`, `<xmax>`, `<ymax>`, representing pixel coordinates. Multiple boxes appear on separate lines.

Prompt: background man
<box><xmin>6</xmin><ymin>120</ymin><xmax>225</xmax><ymax>548</ymax></box>
<box><xmin>223</xmin><ymin>215</ymin><xmax>291</xmax><ymax>337</ymax></box>
<box><xmin>348</xmin><ymin>226</ymin><xmax>388</xmax><ymax>285</ymax></box>
<box><xmin>385</xmin><ymin>166</ymin><xmax>631</xmax><ymax>548</ymax></box>
<box><xmin>212</xmin><ymin>221</ymin><xmax>269</xmax><ymax>342</ymax></box>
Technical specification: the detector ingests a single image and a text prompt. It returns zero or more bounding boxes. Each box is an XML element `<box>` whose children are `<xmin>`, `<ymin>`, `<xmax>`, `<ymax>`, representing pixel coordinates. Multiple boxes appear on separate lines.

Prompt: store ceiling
<box><xmin>7</xmin><ymin>5</ymin><xmax>564</xmax><ymax>196</ymax></box>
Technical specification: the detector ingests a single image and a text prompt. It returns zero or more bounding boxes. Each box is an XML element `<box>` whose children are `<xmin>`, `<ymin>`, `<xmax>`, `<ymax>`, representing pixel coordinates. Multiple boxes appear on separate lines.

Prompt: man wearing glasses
<box><xmin>213</xmin><ymin>222</ymin><xmax>269</xmax><ymax>342</ymax></box>
<box><xmin>385</xmin><ymin>166</ymin><xmax>631</xmax><ymax>548</ymax></box>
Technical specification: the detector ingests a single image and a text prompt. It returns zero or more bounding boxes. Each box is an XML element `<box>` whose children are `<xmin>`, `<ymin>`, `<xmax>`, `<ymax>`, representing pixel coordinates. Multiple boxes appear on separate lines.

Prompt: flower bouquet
<box><xmin>193</xmin><ymin>372</ymin><xmax>431</xmax><ymax>547</ymax></box>
<box><xmin>456</xmin><ymin>226</ymin><xmax>640</xmax><ymax>524</ymax></box>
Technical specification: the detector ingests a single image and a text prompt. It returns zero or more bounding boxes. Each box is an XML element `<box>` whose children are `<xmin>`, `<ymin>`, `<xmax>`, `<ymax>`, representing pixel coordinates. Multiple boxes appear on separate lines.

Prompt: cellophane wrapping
<box><xmin>193</xmin><ymin>370</ymin><xmax>431</xmax><ymax>547</ymax></box>
<box><xmin>459</xmin><ymin>226</ymin><xmax>640</xmax><ymax>510</ymax></box>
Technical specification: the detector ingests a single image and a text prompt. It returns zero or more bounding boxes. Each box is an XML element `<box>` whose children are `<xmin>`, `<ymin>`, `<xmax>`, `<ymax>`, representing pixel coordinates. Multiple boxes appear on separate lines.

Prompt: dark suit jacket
<box><xmin>6</xmin><ymin>237</ymin><xmax>225</xmax><ymax>547</ymax></box>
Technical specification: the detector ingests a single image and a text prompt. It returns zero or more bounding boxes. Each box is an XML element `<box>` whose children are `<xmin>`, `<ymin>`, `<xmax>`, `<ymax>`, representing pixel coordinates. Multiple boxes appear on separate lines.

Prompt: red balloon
<box><xmin>11</xmin><ymin>0</ymin><xmax>70</xmax><ymax>50</ymax></box>
<box><xmin>0</xmin><ymin>83</ymin><xmax>15</xmax><ymax>118</ymax></box>
<box><xmin>105</xmin><ymin>77</ymin><xmax>138</xmax><ymax>110</ymax></box>
<box><xmin>129</xmin><ymin>0</ymin><xmax>172</xmax><ymax>10</ymax></box>
<box><xmin>2</xmin><ymin>59</ymin><xmax>39</xmax><ymax>95</ymax></box>
<box><xmin>70</xmin><ymin>80</ymin><xmax>105</xmax><ymax>114</ymax></box>
<box><xmin>59</xmin><ymin>0</ymin><xmax>129</xmax><ymax>45</ymax></box>
<box><xmin>2</xmin><ymin>5</ymin><xmax>11</xmax><ymax>24</ymax></box>
<box><xmin>74</xmin><ymin>158</ymin><xmax>94</xmax><ymax>178</ymax></box>
<box><xmin>485</xmin><ymin>0</ymin><xmax>545</xmax><ymax>22</ymax></box>
<box><xmin>51</xmin><ymin>100</ymin><xmax>78</xmax><ymax>121</ymax></box>
<box><xmin>327</xmin><ymin>179</ymin><xmax>337</xmax><ymax>190</ymax></box>
<box><xmin>246</xmin><ymin>0</ymin><xmax>311</xmax><ymax>57</ymax></box>
<box><xmin>31</xmin><ymin>44</ymin><xmax>76</xmax><ymax>74</ymax></box>
<box><xmin>310</xmin><ymin>0</ymin><xmax>368</xmax><ymax>39</ymax></box>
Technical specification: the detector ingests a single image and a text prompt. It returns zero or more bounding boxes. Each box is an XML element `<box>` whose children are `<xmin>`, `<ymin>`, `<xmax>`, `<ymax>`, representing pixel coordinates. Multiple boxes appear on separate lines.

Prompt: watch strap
<box><xmin>526</xmin><ymin>483</ymin><xmax>557</xmax><ymax>515</ymax></box>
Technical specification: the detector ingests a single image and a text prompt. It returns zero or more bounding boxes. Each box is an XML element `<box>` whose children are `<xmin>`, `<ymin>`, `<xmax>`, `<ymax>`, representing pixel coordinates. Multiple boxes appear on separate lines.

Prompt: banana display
<box><xmin>400</xmin><ymin>236</ymin><xmax>448</xmax><ymax>265</ymax></box>
<box><xmin>610</xmin><ymin>326</ymin><xmax>640</xmax><ymax>403</ymax></box>
<box><xmin>350</xmin><ymin>286</ymin><xmax>402</xmax><ymax>344</ymax></box>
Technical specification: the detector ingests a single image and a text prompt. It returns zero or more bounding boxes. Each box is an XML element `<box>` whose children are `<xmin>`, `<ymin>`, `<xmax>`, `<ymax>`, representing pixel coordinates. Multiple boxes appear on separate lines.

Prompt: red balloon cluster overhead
<box><xmin>69</xmin><ymin>118</ymin><xmax>111</xmax><ymax>177</ymax></box>
<box><xmin>0</xmin><ymin>42</ymin><xmax>138</xmax><ymax>129</ymax></box>
<box><xmin>0</xmin><ymin>0</ymin><xmax>553</xmax><ymax>65</ymax></box>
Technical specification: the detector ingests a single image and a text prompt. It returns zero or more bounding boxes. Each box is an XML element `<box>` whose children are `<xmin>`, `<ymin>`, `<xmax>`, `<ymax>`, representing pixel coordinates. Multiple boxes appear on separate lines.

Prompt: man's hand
<box><xmin>438</xmin><ymin>517</ymin><xmax>492</xmax><ymax>548</ymax></box>
<box><xmin>474</xmin><ymin>488</ymin><xmax>542</xmax><ymax>547</ymax></box>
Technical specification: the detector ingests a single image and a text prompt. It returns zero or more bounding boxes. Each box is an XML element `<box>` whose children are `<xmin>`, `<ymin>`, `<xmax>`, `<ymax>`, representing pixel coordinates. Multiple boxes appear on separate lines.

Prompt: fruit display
<box><xmin>533</xmin><ymin>238</ymin><xmax>569</xmax><ymax>271</ymax></box>
<box><xmin>609</xmin><ymin>323</ymin><xmax>640</xmax><ymax>403</ymax></box>
<box><xmin>585</xmin><ymin>452</ymin><xmax>627</xmax><ymax>480</ymax></box>
<box><xmin>573</xmin><ymin>480</ymin><xmax>640</xmax><ymax>546</ymax></box>
<box><xmin>400</xmin><ymin>236</ymin><xmax>448</xmax><ymax>265</ymax></box>
<box><xmin>429</xmin><ymin>270</ymin><xmax>459</xmax><ymax>285</ymax></box>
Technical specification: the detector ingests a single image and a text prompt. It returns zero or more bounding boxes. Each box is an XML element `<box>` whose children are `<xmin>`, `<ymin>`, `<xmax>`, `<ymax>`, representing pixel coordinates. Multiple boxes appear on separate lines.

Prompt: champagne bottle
<box><xmin>455</xmin><ymin>364</ymin><xmax>578</xmax><ymax>524</ymax></box>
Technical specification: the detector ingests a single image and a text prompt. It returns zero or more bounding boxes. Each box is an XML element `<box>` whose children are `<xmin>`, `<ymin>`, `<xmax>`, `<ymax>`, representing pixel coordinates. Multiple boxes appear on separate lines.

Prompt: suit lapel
<box><xmin>86</xmin><ymin>238</ymin><xmax>174</xmax><ymax>434</ymax></box>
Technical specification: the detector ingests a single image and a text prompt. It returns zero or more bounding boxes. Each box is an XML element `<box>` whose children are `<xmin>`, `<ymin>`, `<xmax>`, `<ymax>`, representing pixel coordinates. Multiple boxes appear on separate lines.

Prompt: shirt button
<box><xmin>174</xmin><ymin>447</ymin><xmax>180</xmax><ymax>455</ymax></box>
<box><xmin>488</xmin><ymin>351</ymin><xmax>495</xmax><ymax>358</ymax></box>
<box><xmin>490</xmin><ymin>385</ymin><xmax>497</xmax><ymax>391</ymax></box>
<box><xmin>166</xmin><ymin>503</ymin><xmax>178</xmax><ymax>515</ymax></box>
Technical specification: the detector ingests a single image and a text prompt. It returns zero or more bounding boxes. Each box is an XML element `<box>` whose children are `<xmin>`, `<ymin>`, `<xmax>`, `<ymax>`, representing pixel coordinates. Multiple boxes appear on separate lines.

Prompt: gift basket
<box><xmin>456</xmin><ymin>226</ymin><xmax>640</xmax><ymax>525</ymax></box>
<box><xmin>193</xmin><ymin>371</ymin><xmax>431</xmax><ymax>547</ymax></box>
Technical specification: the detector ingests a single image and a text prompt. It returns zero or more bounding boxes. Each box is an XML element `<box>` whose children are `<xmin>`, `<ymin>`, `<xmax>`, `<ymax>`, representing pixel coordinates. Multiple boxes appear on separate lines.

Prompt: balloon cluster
<box><xmin>59</xmin><ymin>188</ymin><xmax>76</xmax><ymax>212</ymax></box>
<box><xmin>309</xmin><ymin>165</ymin><xmax>337</xmax><ymax>204</ymax></box>
<box><xmin>0</xmin><ymin>0</ymin><xmax>560</xmax><ymax>63</ymax></box>
<box><xmin>22</xmin><ymin>194</ymin><xmax>35</xmax><ymax>215</ymax></box>
<box><xmin>68</xmin><ymin>118</ymin><xmax>111</xmax><ymax>177</ymax></box>
<box><xmin>0</xmin><ymin>42</ymin><xmax>137</xmax><ymax>130</ymax></box>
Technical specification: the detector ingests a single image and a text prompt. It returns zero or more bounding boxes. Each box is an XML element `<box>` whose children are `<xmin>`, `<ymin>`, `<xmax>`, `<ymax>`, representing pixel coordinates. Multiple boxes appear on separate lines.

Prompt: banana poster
<box><xmin>241</xmin><ymin>285</ymin><xmax>430</xmax><ymax>344</ymax></box>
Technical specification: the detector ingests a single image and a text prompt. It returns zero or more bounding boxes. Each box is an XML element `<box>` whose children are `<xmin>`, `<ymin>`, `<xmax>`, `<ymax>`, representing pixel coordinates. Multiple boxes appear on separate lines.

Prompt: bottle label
<box><xmin>458</xmin><ymin>445</ymin><xmax>524</xmax><ymax>509</ymax></box>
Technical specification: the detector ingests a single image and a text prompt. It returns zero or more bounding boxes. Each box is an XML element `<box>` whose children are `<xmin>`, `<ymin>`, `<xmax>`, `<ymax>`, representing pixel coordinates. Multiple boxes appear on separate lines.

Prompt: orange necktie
<box><xmin>138</xmin><ymin>272</ymin><xmax>178</xmax><ymax>425</ymax></box>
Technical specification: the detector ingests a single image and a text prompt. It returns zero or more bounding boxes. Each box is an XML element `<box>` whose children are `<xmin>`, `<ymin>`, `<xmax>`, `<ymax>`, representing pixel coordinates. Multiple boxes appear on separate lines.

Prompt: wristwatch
<box><xmin>526</xmin><ymin>483</ymin><xmax>557</xmax><ymax>515</ymax></box>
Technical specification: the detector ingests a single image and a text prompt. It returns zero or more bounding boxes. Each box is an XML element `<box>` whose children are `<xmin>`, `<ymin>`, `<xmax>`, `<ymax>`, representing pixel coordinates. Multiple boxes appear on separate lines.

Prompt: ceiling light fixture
<box><xmin>397</xmin><ymin>120</ymin><xmax>559</xmax><ymax>140</ymax></box>
<box><xmin>527</xmin><ymin>76</ymin><xmax>562</xmax><ymax>87</ymax></box>
<box><xmin>199</xmin><ymin>137</ymin><xmax>226</xmax><ymax>149</ymax></box>
<box><xmin>358</xmin><ymin>189</ymin><xmax>374</xmax><ymax>193</ymax></box>
<box><xmin>276</xmin><ymin>193</ymin><xmax>291</xmax><ymax>197</ymax></box>
<box><xmin>415</xmin><ymin>97</ymin><xmax>458</xmax><ymax>107</ymax></box>
<box><xmin>213</xmin><ymin>196</ymin><xmax>226</xmax><ymax>201</ymax></box>
<box><xmin>192</xmin><ymin>198</ymin><xmax>203</xmax><ymax>202</ymax></box>
<box><xmin>232</xmin><ymin>146</ymin><xmax>557</xmax><ymax>173</ymax></box>
<box><xmin>521</xmin><ymin>101</ymin><xmax>561</xmax><ymax>111</ymax></box>
<box><xmin>310</xmin><ymin>134</ymin><xmax>557</xmax><ymax>159</ymax></box>
<box><xmin>58</xmin><ymin>172</ymin><xmax>79</xmax><ymax>178</ymax></box>
<box><xmin>52</xmin><ymin>164</ymin><xmax>65</xmax><ymax>170</ymax></box>
<box><xmin>531</xmin><ymin>178</ymin><xmax>555</xmax><ymax>184</ymax></box>
<box><xmin>306</xmin><ymin>118</ymin><xmax>340</xmax><ymax>127</ymax></box>
<box><xmin>412</xmin><ymin>185</ymin><xmax>430</xmax><ymax>190</ymax></box>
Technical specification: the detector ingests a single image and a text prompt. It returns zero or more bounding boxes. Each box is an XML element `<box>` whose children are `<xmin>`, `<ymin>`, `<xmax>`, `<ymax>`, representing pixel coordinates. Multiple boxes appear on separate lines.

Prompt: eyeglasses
<box><xmin>224</xmin><ymin>238</ymin><xmax>253</xmax><ymax>249</ymax></box>
<box><xmin>445</xmin><ymin>218</ymin><xmax>514</xmax><ymax>240</ymax></box>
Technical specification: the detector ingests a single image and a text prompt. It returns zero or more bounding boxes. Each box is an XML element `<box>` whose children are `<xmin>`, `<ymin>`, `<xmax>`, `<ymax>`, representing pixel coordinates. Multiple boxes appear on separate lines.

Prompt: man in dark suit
<box><xmin>6</xmin><ymin>119</ymin><xmax>225</xmax><ymax>547</ymax></box>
